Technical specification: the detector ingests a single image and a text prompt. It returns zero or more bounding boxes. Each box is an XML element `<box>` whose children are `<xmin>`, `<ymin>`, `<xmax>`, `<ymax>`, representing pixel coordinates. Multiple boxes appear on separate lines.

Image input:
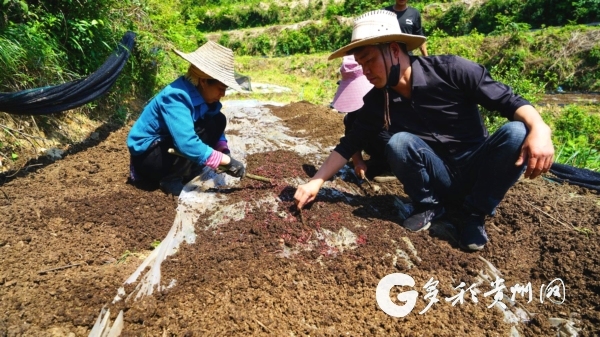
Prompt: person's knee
<box><xmin>386</xmin><ymin>132</ymin><xmax>425</xmax><ymax>166</ymax></box>
<box><xmin>386</xmin><ymin>132</ymin><xmax>420</xmax><ymax>154</ymax></box>
<box><xmin>500</xmin><ymin>121</ymin><xmax>527</xmax><ymax>142</ymax></box>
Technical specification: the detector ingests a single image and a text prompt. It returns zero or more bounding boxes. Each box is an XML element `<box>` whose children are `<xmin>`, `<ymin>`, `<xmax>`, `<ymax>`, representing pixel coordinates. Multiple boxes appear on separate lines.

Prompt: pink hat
<box><xmin>331</xmin><ymin>55</ymin><xmax>374</xmax><ymax>113</ymax></box>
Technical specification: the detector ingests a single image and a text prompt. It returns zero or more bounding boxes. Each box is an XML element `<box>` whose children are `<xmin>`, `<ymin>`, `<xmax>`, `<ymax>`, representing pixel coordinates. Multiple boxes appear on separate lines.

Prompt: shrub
<box><xmin>275</xmin><ymin>29</ymin><xmax>312</xmax><ymax>56</ymax></box>
<box><xmin>471</xmin><ymin>0</ymin><xmax>521</xmax><ymax>34</ymax></box>
<box><xmin>517</xmin><ymin>0</ymin><xmax>599</xmax><ymax>28</ymax></box>
<box><xmin>433</xmin><ymin>3</ymin><xmax>473</xmax><ymax>36</ymax></box>
<box><xmin>251</xmin><ymin>33</ymin><xmax>273</xmax><ymax>56</ymax></box>
<box><xmin>551</xmin><ymin>105</ymin><xmax>600</xmax><ymax>170</ymax></box>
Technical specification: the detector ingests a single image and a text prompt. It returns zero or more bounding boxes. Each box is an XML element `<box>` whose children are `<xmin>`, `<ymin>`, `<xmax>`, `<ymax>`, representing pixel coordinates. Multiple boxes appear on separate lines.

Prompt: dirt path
<box><xmin>0</xmin><ymin>101</ymin><xmax>599</xmax><ymax>336</ymax></box>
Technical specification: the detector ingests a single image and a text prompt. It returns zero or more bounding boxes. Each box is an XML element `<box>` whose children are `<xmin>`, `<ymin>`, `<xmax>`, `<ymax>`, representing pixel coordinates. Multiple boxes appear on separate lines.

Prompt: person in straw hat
<box><xmin>127</xmin><ymin>41</ymin><xmax>246</xmax><ymax>196</ymax></box>
<box><xmin>331</xmin><ymin>55</ymin><xmax>390</xmax><ymax>180</ymax></box>
<box><xmin>295</xmin><ymin>10</ymin><xmax>554</xmax><ymax>251</ymax></box>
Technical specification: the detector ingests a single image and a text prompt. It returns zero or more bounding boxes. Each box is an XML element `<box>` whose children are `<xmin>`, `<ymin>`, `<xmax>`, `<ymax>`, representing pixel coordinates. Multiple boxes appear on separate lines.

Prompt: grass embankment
<box><xmin>232</xmin><ymin>53</ymin><xmax>339</xmax><ymax>104</ymax></box>
<box><xmin>1</xmin><ymin>0</ymin><xmax>599</xmax><ymax>174</ymax></box>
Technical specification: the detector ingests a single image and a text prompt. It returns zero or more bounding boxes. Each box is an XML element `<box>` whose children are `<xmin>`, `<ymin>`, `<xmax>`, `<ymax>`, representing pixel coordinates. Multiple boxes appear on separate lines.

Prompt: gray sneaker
<box><xmin>402</xmin><ymin>205</ymin><xmax>445</xmax><ymax>232</ymax></box>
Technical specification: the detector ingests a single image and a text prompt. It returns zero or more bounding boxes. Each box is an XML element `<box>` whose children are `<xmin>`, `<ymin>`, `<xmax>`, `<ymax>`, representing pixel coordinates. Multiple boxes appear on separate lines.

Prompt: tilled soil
<box><xmin>1</xmin><ymin>101</ymin><xmax>599</xmax><ymax>336</ymax></box>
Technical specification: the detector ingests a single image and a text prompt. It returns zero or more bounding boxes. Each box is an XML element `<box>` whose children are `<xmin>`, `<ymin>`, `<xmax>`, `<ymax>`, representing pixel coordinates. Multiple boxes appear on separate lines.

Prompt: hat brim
<box><xmin>332</xmin><ymin>76</ymin><xmax>374</xmax><ymax>113</ymax></box>
<box><xmin>174</xmin><ymin>49</ymin><xmax>249</xmax><ymax>93</ymax></box>
<box><xmin>328</xmin><ymin>34</ymin><xmax>426</xmax><ymax>60</ymax></box>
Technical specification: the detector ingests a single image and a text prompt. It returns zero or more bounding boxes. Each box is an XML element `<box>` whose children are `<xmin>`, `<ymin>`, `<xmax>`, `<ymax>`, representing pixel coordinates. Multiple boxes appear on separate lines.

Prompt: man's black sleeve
<box><xmin>453</xmin><ymin>57</ymin><xmax>531</xmax><ymax>120</ymax></box>
<box><xmin>333</xmin><ymin>90</ymin><xmax>385</xmax><ymax>159</ymax></box>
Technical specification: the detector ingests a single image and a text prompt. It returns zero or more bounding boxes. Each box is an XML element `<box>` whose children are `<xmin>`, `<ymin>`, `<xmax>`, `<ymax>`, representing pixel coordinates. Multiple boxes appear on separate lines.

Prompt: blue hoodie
<box><xmin>127</xmin><ymin>76</ymin><xmax>226</xmax><ymax>165</ymax></box>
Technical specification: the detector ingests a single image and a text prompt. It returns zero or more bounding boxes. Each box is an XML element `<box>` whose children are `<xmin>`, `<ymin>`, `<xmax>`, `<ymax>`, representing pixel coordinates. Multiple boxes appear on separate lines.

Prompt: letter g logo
<box><xmin>376</xmin><ymin>273</ymin><xmax>419</xmax><ymax>317</ymax></box>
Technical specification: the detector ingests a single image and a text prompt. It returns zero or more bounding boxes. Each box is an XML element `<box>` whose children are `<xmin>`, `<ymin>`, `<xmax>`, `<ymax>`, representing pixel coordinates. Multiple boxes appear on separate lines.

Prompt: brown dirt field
<box><xmin>1</xmin><ymin>101</ymin><xmax>599</xmax><ymax>336</ymax></box>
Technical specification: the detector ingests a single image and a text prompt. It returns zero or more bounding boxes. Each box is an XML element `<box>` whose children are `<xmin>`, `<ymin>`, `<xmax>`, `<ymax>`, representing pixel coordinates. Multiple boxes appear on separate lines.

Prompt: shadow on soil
<box><xmin>0</xmin><ymin>122</ymin><xmax>124</xmax><ymax>186</ymax></box>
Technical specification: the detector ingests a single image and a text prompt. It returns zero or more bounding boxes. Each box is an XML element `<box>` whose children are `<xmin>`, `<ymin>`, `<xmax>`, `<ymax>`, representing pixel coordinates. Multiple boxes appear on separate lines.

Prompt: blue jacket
<box><xmin>127</xmin><ymin>77</ymin><xmax>226</xmax><ymax>165</ymax></box>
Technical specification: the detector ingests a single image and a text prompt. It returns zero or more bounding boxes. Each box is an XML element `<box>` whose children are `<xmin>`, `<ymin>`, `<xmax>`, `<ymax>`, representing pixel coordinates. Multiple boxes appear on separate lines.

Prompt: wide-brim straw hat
<box><xmin>329</xmin><ymin>10</ymin><xmax>426</xmax><ymax>60</ymax></box>
<box><xmin>332</xmin><ymin>55</ymin><xmax>374</xmax><ymax>113</ymax></box>
<box><xmin>174</xmin><ymin>41</ymin><xmax>247</xmax><ymax>92</ymax></box>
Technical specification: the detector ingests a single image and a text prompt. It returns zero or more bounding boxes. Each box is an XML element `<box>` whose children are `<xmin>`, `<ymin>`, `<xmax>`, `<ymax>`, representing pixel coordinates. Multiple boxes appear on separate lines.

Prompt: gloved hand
<box><xmin>219</xmin><ymin>157</ymin><xmax>245</xmax><ymax>178</ymax></box>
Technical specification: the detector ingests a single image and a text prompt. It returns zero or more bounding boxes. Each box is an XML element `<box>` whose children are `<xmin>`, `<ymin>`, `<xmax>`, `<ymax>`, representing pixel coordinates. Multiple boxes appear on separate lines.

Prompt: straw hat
<box><xmin>174</xmin><ymin>41</ymin><xmax>246</xmax><ymax>92</ymax></box>
<box><xmin>328</xmin><ymin>10</ymin><xmax>426</xmax><ymax>60</ymax></box>
<box><xmin>331</xmin><ymin>55</ymin><xmax>374</xmax><ymax>113</ymax></box>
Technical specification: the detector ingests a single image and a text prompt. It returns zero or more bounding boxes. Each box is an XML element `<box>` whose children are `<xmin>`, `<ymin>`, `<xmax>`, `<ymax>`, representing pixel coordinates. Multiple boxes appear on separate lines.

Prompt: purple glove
<box><xmin>215</xmin><ymin>140</ymin><xmax>230</xmax><ymax>155</ymax></box>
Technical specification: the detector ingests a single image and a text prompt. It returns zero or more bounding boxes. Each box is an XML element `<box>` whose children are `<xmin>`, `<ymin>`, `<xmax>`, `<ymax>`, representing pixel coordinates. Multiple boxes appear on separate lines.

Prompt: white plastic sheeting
<box><xmin>89</xmin><ymin>309</ymin><xmax>123</xmax><ymax>337</ymax></box>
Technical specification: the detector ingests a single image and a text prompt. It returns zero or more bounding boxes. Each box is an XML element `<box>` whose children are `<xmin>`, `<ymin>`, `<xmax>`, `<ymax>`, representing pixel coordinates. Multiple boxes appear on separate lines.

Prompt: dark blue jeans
<box><xmin>385</xmin><ymin>122</ymin><xmax>527</xmax><ymax>215</ymax></box>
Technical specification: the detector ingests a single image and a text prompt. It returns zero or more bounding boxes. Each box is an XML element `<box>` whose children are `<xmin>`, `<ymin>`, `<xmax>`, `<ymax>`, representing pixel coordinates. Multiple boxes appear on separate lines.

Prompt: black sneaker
<box><xmin>458</xmin><ymin>213</ymin><xmax>488</xmax><ymax>251</ymax></box>
<box><xmin>402</xmin><ymin>205</ymin><xmax>445</xmax><ymax>232</ymax></box>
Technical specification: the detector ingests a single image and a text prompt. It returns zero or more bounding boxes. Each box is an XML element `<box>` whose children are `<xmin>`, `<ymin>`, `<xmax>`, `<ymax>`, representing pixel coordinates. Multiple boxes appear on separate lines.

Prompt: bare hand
<box><xmin>294</xmin><ymin>180</ymin><xmax>323</xmax><ymax>209</ymax></box>
<box><xmin>515</xmin><ymin>125</ymin><xmax>554</xmax><ymax>179</ymax></box>
<box><xmin>353</xmin><ymin>157</ymin><xmax>367</xmax><ymax>179</ymax></box>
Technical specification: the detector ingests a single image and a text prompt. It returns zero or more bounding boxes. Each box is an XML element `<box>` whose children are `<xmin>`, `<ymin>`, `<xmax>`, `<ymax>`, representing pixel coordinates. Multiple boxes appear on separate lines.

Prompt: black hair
<box><xmin>206</xmin><ymin>78</ymin><xmax>222</xmax><ymax>86</ymax></box>
<box><xmin>397</xmin><ymin>42</ymin><xmax>408</xmax><ymax>54</ymax></box>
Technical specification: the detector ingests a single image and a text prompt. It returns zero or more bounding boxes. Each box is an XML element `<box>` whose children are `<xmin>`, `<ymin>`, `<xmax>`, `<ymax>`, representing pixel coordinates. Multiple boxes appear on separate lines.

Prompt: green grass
<box><xmin>230</xmin><ymin>53</ymin><xmax>340</xmax><ymax>105</ymax></box>
<box><xmin>544</xmin><ymin>105</ymin><xmax>600</xmax><ymax>171</ymax></box>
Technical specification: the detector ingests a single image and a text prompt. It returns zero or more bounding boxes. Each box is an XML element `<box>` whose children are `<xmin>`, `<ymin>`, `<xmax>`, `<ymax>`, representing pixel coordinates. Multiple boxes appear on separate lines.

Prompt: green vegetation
<box><xmin>546</xmin><ymin>105</ymin><xmax>600</xmax><ymax>170</ymax></box>
<box><xmin>117</xmin><ymin>250</ymin><xmax>133</xmax><ymax>264</ymax></box>
<box><xmin>234</xmin><ymin>53</ymin><xmax>339</xmax><ymax>104</ymax></box>
<box><xmin>217</xmin><ymin>20</ymin><xmax>352</xmax><ymax>57</ymax></box>
<box><xmin>1</xmin><ymin>0</ymin><xmax>599</xmax><ymax>172</ymax></box>
<box><xmin>151</xmin><ymin>239</ymin><xmax>161</xmax><ymax>249</ymax></box>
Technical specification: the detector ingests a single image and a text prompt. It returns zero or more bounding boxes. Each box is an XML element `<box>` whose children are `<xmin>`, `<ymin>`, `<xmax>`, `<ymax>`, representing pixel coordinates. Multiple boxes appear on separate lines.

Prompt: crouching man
<box><xmin>294</xmin><ymin>10</ymin><xmax>554</xmax><ymax>251</ymax></box>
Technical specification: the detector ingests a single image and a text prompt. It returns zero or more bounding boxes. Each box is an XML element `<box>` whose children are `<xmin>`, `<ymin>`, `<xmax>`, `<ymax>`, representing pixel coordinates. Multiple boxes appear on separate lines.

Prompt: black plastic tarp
<box><xmin>548</xmin><ymin>162</ymin><xmax>600</xmax><ymax>192</ymax></box>
<box><xmin>0</xmin><ymin>31</ymin><xmax>135</xmax><ymax>115</ymax></box>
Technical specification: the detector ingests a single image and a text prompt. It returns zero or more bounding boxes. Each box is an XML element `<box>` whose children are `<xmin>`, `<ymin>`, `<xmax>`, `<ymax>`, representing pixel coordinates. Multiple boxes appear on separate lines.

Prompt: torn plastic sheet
<box><xmin>89</xmin><ymin>308</ymin><xmax>123</xmax><ymax>337</ymax></box>
<box><xmin>549</xmin><ymin>317</ymin><xmax>581</xmax><ymax>336</ymax></box>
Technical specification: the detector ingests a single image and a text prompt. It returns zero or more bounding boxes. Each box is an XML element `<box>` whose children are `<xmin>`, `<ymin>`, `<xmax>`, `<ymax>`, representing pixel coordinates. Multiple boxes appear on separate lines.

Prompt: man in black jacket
<box><xmin>294</xmin><ymin>10</ymin><xmax>554</xmax><ymax>251</ymax></box>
